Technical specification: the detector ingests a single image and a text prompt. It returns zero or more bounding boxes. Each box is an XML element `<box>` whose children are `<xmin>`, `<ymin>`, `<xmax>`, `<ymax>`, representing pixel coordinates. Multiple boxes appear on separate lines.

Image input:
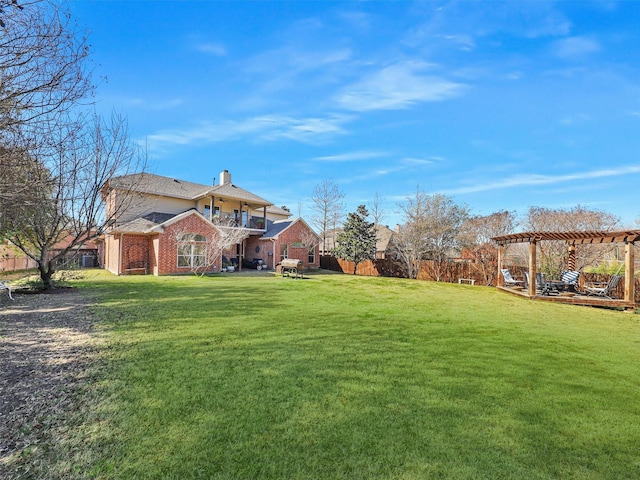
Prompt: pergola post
<box><xmin>568</xmin><ymin>243</ymin><xmax>576</xmax><ymax>271</ymax></box>
<box><xmin>528</xmin><ymin>240</ymin><xmax>537</xmax><ymax>297</ymax></box>
<box><xmin>497</xmin><ymin>244</ymin><xmax>504</xmax><ymax>286</ymax></box>
<box><xmin>624</xmin><ymin>241</ymin><xmax>635</xmax><ymax>304</ymax></box>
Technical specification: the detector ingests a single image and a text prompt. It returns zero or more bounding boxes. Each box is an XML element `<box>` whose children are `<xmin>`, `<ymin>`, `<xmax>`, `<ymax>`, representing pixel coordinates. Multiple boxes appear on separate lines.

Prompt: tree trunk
<box><xmin>38</xmin><ymin>260</ymin><xmax>55</xmax><ymax>290</ymax></box>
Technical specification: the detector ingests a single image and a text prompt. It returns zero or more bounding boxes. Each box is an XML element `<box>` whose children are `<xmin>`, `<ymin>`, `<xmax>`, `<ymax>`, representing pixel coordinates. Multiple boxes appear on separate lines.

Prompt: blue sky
<box><xmin>69</xmin><ymin>0</ymin><xmax>640</xmax><ymax>228</ymax></box>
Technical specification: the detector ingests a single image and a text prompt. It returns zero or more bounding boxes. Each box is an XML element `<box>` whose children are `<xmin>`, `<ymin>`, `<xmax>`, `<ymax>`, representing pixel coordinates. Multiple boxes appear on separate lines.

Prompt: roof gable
<box><xmin>261</xmin><ymin>217</ymin><xmax>319</xmax><ymax>240</ymax></box>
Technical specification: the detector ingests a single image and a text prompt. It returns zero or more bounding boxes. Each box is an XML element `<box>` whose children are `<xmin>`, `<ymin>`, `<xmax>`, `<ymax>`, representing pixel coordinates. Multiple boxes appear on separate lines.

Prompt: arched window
<box><xmin>177</xmin><ymin>233</ymin><xmax>207</xmax><ymax>268</ymax></box>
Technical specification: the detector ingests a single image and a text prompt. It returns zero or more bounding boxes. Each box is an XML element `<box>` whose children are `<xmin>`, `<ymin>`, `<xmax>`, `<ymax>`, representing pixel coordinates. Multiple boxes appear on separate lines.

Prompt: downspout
<box><xmin>271</xmin><ymin>238</ymin><xmax>277</xmax><ymax>269</ymax></box>
<box><xmin>118</xmin><ymin>233</ymin><xmax>124</xmax><ymax>276</ymax></box>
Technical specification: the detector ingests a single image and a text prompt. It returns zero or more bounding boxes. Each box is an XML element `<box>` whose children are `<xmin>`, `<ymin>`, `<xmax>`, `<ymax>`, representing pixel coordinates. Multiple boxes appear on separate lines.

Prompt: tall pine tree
<box><xmin>334</xmin><ymin>205</ymin><xmax>377</xmax><ymax>275</ymax></box>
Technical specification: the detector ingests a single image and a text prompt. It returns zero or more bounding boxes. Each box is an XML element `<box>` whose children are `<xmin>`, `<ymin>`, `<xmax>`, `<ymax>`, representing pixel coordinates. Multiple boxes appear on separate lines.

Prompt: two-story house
<box><xmin>99</xmin><ymin>170</ymin><xmax>319</xmax><ymax>275</ymax></box>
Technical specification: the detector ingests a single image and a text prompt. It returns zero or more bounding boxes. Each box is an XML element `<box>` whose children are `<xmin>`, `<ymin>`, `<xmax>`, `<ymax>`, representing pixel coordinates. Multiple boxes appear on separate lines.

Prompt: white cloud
<box><xmin>313</xmin><ymin>150</ymin><xmax>387</xmax><ymax>162</ymax></box>
<box><xmin>554</xmin><ymin>36</ymin><xmax>601</xmax><ymax>58</ymax></box>
<box><xmin>441</xmin><ymin>166</ymin><xmax>640</xmax><ymax>195</ymax></box>
<box><xmin>147</xmin><ymin>114</ymin><xmax>351</xmax><ymax>150</ymax></box>
<box><xmin>335</xmin><ymin>61</ymin><xmax>465</xmax><ymax>111</ymax></box>
<box><xmin>195</xmin><ymin>42</ymin><xmax>227</xmax><ymax>56</ymax></box>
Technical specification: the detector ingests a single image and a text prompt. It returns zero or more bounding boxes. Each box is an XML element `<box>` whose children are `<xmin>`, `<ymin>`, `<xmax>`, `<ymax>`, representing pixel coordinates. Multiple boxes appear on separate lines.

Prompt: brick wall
<box><xmin>121</xmin><ymin>235</ymin><xmax>151</xmax><ymax>274</ymax></box>
<box><xmin>274</xmin><ymin>221</ymin><xmax>319</xmax><ymax>269</ymax></box>
<box><xmin>156</xmin><ymin>214</ymin><xmax>220</xmax><ymax>275</ymax></box>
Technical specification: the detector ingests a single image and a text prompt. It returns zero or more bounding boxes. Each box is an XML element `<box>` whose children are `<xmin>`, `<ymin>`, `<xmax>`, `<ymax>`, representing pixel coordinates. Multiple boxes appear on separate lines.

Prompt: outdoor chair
<box><xmin>501</xmin><ymin>269</ymin><xmax>524</xmax><ymax>287</ymax></box>
<box><xmin>584</xmin><ymin>275</ymin><xmax>623</xmax><ymax>299</ymax></box>
<box><xmin>1</xmin><ymin>281</ymin><xmax>14</xmax><ymax>300</ymax></box>
<box><xmin>524</xmin><ymin>272</ymin><xmax>545</xmax><ymax>293</ymax></box>
<box><xmin>560</xmin><ymin>270</ymin><xmax>580</xmax><ymax>292</ymax></box>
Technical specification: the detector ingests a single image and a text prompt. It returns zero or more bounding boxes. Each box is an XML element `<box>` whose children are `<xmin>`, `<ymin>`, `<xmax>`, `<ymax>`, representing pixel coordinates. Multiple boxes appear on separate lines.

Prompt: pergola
<box><xmin>492</xmin><ymin>229</ymin><xmax>640</xmax><ymax>308</ymax></box>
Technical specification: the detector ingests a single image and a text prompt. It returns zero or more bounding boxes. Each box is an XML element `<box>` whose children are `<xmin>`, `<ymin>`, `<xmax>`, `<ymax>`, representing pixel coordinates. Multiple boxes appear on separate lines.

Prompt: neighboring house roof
<box><xmin>321</xmin><ymin>224</ymin><xmax>396</xmax><ymax>254</ymax></box>
<box><xmin>51</xmin><ymin>232</ymin><xmax>99</xmax><ymax>251</ymax></box>
<box><xmin>107</xmin><ymin>172</ymin><xmax>272</xmax><ymax>206</ymax></box>
<box><xmin>375</xmin><ymin>225</ymin><xmax>396</xmax><ymax>253</ymax></box>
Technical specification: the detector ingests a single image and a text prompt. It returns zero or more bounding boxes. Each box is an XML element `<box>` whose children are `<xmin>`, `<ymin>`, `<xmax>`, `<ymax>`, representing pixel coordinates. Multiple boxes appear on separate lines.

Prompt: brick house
<box><xmin>99</xmin><ymin>170</ymin><xmax>320</xmax><ymax>275</ymax></box>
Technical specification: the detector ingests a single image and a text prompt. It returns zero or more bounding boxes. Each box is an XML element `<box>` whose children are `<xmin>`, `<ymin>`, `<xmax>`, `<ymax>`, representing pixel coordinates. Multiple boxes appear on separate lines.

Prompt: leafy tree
<box><xmin>394</xmin><ymin>189</ymin><xmax>469</xmax><ymax>280</ymax></box>
<box><xmin>309</xmin><ymin>179</ymin><xmax>344</xmax><ymax>254</ymax></box>
<box><xmin>334</xmin><ymin>205</ymin><xmax>376</xmax><ymax>275</ymax></box>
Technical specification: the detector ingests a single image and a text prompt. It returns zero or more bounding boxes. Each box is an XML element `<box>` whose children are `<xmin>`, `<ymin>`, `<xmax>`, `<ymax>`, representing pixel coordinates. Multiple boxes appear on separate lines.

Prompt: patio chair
<box><xmin>1</xmin><ymin>281</ymin><xmax>14</xmax><ymax>300</ymax></box>
<box><xmin>584</xmin><ymin>275</ymin><xmax>623</xmax><ymax>299</ymax></box>
<box><xmin>524</xmin><ymin>272</ymin><xmax>545</xmax><ymax>293</ymax></box>
<box><xmin>560</xmin><ymin>270</ymin><xmax>580</xmax><ymax>292</ymax></box>
<box><xmin>501</xmin><ymin>269</ymin><xmax>524</xmax><ymax>287</ymax></box>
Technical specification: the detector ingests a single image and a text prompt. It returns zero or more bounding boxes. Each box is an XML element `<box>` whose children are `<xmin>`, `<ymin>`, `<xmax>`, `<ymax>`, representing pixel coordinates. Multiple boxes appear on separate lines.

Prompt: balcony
<box><xmin>211</xmin><ymin>214</ymin><xmax>266</xmax><ymax>234</ymax></box>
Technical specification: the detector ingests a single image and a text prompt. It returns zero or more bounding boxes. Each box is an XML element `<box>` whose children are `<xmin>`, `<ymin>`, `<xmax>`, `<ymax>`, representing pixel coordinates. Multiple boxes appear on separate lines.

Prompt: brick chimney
<box><xmin>220</xmin><ymin>170</ymin><xmax>232</xmax><ymax>185</ymax></box>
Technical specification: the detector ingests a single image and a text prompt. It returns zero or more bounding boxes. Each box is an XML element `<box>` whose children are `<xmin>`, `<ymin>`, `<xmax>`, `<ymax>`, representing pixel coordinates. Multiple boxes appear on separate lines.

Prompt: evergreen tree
<box><xmin>334</xmin><ymin>205</ymin><xmax>377</xmax><ymax>275</ymax></box>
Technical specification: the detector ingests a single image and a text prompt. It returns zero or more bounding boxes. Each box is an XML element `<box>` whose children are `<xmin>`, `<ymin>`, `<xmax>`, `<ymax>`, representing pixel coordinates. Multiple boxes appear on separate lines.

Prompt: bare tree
<box><xmin>393</xmin><ymin>189</ymin><xmax>469</xmax><ymax>280</ymax></box>
<box><xmin>458</xmin><ymin>210</ymin><xmax>517</xmax><ymax>285</ymax></box>
<box><xmin>309</xmin><ymin>179</ymin><xmax>345</xmax><ymax>254</ymax></box>
<box><xmin>3</xmin><ymin>112</ymin><xmax>147</xmax><ymax>288</ymax></box>
<box><xmin>298</xmin><ymin>228</ymin><xmax>320</xmax><ymax>266</ymax></box>
<box><xmin>369</xmin><ymin>192</ymin><xmax>385</xmax><ymax>228</ymax></box>
<box><xmin>524</xmin><ymin>205</ymin><xmax>620</xmax><ymax>276</ymax></box>
<box><xmin>0</xmin><ymin>1</ymin><xmax>91</xmax><ymax>133</ymax></box>
<box><xmin>172</xmin><ymin>218</ymin><xmax>250</xmax><ymax>276</ymax></box>
<box><xmin>1</xmin><ymin>0</ymin><xmax>93</xmax><ymax>230</ymax></box>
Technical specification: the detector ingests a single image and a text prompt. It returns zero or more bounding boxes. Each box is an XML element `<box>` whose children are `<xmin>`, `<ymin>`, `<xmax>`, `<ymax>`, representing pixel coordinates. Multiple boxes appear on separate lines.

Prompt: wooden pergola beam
<box><xmin>492</xmin><ymin>229</ymin><xmax>639</xmax><ymax>307</ymax></box>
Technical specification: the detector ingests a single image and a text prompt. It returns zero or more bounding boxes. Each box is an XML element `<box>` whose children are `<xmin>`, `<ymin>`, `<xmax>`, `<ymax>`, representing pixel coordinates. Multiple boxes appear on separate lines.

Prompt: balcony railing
<box><xmin>211</xmin><ymin>215</ymin><xmax>266</xmax><ymax>231</ymax></box>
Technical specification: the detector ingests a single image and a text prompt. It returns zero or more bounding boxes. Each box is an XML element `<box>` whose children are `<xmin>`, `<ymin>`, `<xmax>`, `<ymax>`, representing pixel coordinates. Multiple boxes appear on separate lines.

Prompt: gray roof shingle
<box><xmin>108</xmin><ymin>172</ymin><xmax>272</xmax><ymax>205</ymax></box>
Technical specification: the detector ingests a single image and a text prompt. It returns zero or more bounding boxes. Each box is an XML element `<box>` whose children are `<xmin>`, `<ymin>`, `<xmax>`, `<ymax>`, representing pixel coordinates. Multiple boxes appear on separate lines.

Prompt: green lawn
<box><xmin>69</xmin><ymin>271</ymin><xmax>639</xmax><ymax>479</ymax></box>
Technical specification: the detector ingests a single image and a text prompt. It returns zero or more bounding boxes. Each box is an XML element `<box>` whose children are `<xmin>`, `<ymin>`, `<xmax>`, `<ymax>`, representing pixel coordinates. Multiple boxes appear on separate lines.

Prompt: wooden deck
<box><xmin>497</xmin><ymin>286</ymin><xmax>636</xmax><ymax>311</ymax></box>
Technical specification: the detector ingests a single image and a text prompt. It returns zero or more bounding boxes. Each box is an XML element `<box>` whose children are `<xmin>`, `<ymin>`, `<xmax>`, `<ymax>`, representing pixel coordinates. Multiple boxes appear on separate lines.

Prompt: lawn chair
<box><xmin>1</xmin><ymin>281</ymin><xmax>14</xmax><ymax>300</ymax></box>
<box><xmin>560</xmin><ymin>270</ymin><xmax>580</xmax><ymax>292</ymax></box>
<box><xmin>524</xmin><ymin>272</ymin><xmax>545</xmax><ymax>293</ymax></box>
<box><xmin>501</xmin><ymin>269</ymin><xmax>524</xmax><ymax>287</ymax></box>
<box><xmin>584</xmin><ymin>275</ymin><xmax>623</xmax><ymax>299</ymax></box>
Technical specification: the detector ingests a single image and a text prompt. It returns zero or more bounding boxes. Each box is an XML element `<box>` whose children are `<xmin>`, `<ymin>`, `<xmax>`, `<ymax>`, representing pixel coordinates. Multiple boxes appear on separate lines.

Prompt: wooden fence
<box><xmin>0</xmin><ymin>254</ymin><xmax>38</xmax><ymax>273</ymax></box>
<box><xmin>320</xmin><ymin>256</ymin><xmax>640</xmax><ymax>303</ymax></box>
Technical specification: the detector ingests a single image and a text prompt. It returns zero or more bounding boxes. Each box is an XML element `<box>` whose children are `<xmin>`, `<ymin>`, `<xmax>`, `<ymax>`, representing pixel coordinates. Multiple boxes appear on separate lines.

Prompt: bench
<box><xmin>125</xmin><ymin>261</ymin><xmax>148</xmax><ymax>275</ymax></box>
<box><xmin>458</xmin><ymin>278</ymin><xmax>475</xmax><ymax>285</ymax></box>
<box><xmin>1</xmin><ymin>281</ymin><xmax>14</xmax><ymax>300</ymax></box>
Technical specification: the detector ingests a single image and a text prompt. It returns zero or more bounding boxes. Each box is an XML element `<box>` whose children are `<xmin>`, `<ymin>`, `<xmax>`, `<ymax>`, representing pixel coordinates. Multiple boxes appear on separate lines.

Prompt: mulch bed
<box><xmin>0</xmin><ymin>288</ymin><xmax>98</xmax><ymax>477</ymax></box>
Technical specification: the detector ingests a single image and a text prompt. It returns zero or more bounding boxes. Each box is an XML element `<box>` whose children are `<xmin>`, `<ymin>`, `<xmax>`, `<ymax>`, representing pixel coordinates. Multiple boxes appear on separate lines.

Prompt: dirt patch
<box><xmin>0</xmin><ymin>288</ymin><xmax>98</xmax><ymax>478</ymax></box>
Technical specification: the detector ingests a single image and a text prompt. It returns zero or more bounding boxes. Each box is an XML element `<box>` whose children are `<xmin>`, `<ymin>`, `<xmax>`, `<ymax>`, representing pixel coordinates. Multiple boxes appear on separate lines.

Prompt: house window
<box><xmin>204</xmin><ymin>205</ymin><xmax>211</xmax><ymax>219</ymax></box>
<box><xmin>177</xmin><ymin>233</ymin><xmax>207</xmax><ymax>268</ymax></box>
<box><xmin>308</xmin><ymin>246</ymin><xmax>315</xmax><ymax>264</ymax></box>
<box><xmin>280</xmin><ymin>243</ymin><xmax>288</xmax><ymax>261</ymax></box>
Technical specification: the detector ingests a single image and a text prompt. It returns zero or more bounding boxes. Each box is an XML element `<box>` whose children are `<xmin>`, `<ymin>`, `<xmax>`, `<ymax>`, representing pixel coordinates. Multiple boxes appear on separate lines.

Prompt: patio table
<box><xmin>541</xmin><ymin>279</ymin><xmax>566</xmax><ymax>296</ymax></box>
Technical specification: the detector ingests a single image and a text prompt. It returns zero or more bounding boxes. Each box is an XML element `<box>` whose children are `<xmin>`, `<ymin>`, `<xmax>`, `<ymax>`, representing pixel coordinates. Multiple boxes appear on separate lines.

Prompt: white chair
<box><xmin>1</xmin><ymin>281</ymin><xmax>14</xmax><ymax>300</ymax></box>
